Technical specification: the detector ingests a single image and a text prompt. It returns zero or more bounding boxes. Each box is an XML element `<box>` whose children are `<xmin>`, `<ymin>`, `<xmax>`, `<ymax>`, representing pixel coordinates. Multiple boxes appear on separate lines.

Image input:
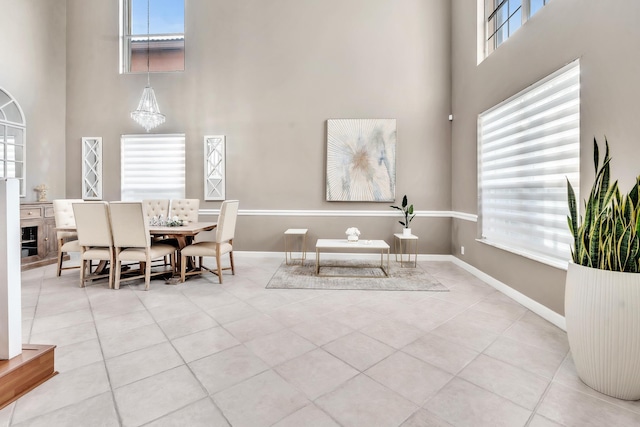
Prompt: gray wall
<box><xmin>0</xmin><ymin>0</ymin><xmax>67</xmax><ymax>202</ymax></box>
<box><xmin>65</xmin><ymin>0</ymin><xmax>453</xmax><ymax>252</ymax></box>
<box><xmin>450</xmin><ymin>0</ymin><xmax>640</xmax><ymax>315</ymax></box>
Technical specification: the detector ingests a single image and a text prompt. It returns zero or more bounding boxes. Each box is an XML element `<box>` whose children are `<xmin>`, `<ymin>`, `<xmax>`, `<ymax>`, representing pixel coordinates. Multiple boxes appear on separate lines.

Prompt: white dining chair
<box><xmin>53</xmin><ymin>199</ymin><xmax>83</xmax><ymax>276</ymax></box>
<box><xmin>142</xmin><ymin>199</ymin><xmax>170</xmax><ymax>222</ymax></box>
<box><xmin>169</xmin><ymin>199</ymin><xmax>200</xmax><ymax>223</ymax></box>
<box><xmin>143</xmin><ymin>198</ymin><xmax>172</xmax><ymax>264</ymax></box>
<box><xmin>72</xmin><ymin>202</ymin><xmax>115</xmax><ymax>288</ymax></box>
<box><xmin>109</xmin><ymin>202</ymin><xmax>176</xmax><ymax>290</ymax></box>
<box><xmin>180</xmin><ymin>200</ymin><xmax>238</xmax><ymax>284</ymax></box>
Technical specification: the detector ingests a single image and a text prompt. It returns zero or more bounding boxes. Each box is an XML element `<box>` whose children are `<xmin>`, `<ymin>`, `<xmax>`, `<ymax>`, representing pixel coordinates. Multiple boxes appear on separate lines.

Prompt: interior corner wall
<box><xmin>450</xmin><ymin>0</ymin><xmax>640</xmax><ymax>315</ymax></box>
<box><xmin>0</xmin><ymin>0</ymin><xmax>67</xmax><ymax>202</ymax></box>
<box><xmin>65</xmin><ymin>0</ymin><xmax>452</xmax><ymax>252</ymax></box>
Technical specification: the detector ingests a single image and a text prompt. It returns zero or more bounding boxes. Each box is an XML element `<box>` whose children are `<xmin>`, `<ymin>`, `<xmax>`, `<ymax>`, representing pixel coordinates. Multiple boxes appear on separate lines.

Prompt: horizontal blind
<box><xmin>479</xmin><ymin>60</ymin><xmax>580</xmax><ymax>264</ymax></box>
<box><xmin>121</xmin><ymin>134</ymin><xmax>185</xmax><ymax>201</ymax></box>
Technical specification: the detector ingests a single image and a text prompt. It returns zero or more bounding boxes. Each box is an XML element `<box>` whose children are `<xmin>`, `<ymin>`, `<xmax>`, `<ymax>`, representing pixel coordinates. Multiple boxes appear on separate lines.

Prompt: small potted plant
<box><xmin>565</xmin><ymin>138</ymin><xmax>640</xmax><ymax>400</ymax></box>
<box><xmin>391</xmin><ymin>195</ymin><xmax>415</xmax><ymax>236</ymax></box>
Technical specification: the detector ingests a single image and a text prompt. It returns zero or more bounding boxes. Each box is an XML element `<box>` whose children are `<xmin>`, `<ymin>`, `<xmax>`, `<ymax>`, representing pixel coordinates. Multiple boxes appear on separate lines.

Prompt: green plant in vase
<box><xmin>391</xmin><ymin>195</ymin><xmax>415</xmax><ymax>236</ymax></box>
<box><xmin>565</xmin><ymin>137</ymin><xmax>640</xmax><ymax>400</ymax></box>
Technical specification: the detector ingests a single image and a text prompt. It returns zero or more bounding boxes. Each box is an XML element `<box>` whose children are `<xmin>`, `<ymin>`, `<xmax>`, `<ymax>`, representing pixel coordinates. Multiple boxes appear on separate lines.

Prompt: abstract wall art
<box><xmin>326</xmin><ymin>119</ymin><xmax>396</xmax><ymax>202</ymax></box>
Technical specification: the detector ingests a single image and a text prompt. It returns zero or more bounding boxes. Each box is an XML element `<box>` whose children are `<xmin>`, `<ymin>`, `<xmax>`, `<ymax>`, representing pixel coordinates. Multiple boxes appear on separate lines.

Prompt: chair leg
<box><xmin>57</xmin><ymin>240</ymin><xmax>64</xmax><ymax>277</ymax></box>
<box><xmin>145</xmin><ymin>259</ymin><xmax>151</xmax><ymax>291</ymax></box>
<box><xmin>79</xmin><ymin>259</ymin><xmax>86</xmax><ymax>288</ymax></box>
<box><xmin>215</xmin><ymin>247</ymin><xmax>223</xmax><ymax>284</ymax></box>
<box><xmin>229</xmin><ymin>250</ymin><xmax>235</xmax><ymax>275</ymax></box>
<box><xmin>114</xmin><ymin>258</ymin><xmax>121</xmax><ymax>290</ymax></box>
<box><xmin>109</xmin><ymin>252</ymin><xmax>115</xmax><ymax>290</ymax></box>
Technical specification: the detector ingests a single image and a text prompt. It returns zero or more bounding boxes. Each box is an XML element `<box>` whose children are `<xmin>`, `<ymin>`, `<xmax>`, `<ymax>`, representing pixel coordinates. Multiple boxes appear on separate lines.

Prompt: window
<box><xmin>485</xmin><ymin>0</ymin><xmax>551</xmax><ymax>55</ymax></box>
<box><xmin>478</xmin><ymin>60</ymin><xmax>580</xmax><ymax>267</ymax></box>
<box><xmin>0</xmin><ymin>87</ymin><xmax>26</xmax><ymax>197</ymax></box>
<box><xmin>121</xmin><ymin>134</ymin><xmax>185</xmax><ymax>201</ymax></box>
<box><xmin>120</xmin><ymin>0</ymin><xmax>185</xmax><ymax>73</ymax></box>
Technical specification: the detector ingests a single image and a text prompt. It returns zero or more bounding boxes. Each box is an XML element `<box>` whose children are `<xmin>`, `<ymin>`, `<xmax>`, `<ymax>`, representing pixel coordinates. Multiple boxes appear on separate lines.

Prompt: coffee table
<box><xmin>315</xmin><ymin>239</ymin><xmax>390</xmax><ymax>277</ymax></box>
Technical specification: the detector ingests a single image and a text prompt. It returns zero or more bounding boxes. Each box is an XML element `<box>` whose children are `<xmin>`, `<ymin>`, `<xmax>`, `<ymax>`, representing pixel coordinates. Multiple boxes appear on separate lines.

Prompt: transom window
<box><xmin>478</xmin><ymin>60</ymin><xmax>580</xmax><ymax>268</ymax></box>
<box><xmin>120</xmin><ymin>0</ymin><xmax>185</xmax><ymax>73</ymax></box>
<box><xmin>485</xmin><ymin>0</ymin><xmax>551</xmax><ymax>56</ymax></box>
<box><xmin>0</xmin><ymin>87</ymin><xmax>26</xmax><ymax>197</ymax></box>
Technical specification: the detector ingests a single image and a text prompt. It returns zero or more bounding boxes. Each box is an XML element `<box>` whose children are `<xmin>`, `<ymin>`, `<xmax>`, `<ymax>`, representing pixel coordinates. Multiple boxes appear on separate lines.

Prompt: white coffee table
<box><xmin>315</xmin><ymin>239</ymin><xmax>390</xmax><ymax>277</ymax></box>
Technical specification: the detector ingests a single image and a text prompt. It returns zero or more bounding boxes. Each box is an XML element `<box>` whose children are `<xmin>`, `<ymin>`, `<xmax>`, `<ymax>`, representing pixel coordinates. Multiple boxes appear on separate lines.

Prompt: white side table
<box><xmin>284</xmin><ymin>228</ymin><xmax>308</xmax><ymax>265</ymax></box>
<box><xmin>394</xmin><ymin>233</ymin><xmax>418</xmax><ymax>267</ymax></box>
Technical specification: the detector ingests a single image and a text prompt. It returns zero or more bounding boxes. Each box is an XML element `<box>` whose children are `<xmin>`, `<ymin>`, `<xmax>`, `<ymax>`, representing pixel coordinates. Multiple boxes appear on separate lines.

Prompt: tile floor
<box><xmin>2</xmin><ymin>256</ymin><xmax>640</xmax><ymax>426</ymax></box>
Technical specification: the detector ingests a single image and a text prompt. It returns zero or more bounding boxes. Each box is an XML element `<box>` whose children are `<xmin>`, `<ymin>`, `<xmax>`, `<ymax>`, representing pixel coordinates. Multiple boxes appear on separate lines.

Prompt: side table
<box><xmin>394</xmin><ymin>233</ymin><xmax>418</xmax><ymax>267</ymax></box>
<box><xmin>284</xmin><ymin>228</ymin><xmax>308</xmax><ymax>265</ymax></box>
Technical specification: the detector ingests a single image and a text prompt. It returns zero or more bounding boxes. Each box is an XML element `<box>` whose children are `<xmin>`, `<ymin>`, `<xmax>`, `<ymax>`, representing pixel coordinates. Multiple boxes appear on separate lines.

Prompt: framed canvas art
<box><xmin>326</xmin><ymin>119</ymin><xmax>396</xmax><ymax>202</ymax></box>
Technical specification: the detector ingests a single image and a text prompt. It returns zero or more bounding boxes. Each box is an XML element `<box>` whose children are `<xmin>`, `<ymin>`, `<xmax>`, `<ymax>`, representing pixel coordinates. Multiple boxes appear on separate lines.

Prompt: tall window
<box><xmin>0</xmin><ymin>87</ymin><xmax>26</xmax><ymax>197</ymax></box>
<box><xmin>121</xmin><ymin>134</ymin><xmax>185</xmax><ymax>201</ymax></box>
<box><xmin>120</xmin><ymin>0</ymin><xmax>185</xmax><ymax>73</ymax></box>
<box><xmin>485</xmin><ymin>0</ymin><xmax>551</xmax><ymax>55</ymax></box>
<box><xmin>478</xmin><ymin>60</ymin><xmax>580</xmax><ymax>267</ymax></box>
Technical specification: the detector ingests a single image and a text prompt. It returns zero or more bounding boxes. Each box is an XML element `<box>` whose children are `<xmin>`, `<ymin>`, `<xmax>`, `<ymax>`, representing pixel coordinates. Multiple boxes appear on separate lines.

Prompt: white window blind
<box><xmin>478</xmin><ymin>60</ymin><xmax>580</xmax><ymax>266</ymax></box>
<box><xmin>121</xmin><ymin>134</ymin><xmax>185</xmax><ymax>201</ymax></box>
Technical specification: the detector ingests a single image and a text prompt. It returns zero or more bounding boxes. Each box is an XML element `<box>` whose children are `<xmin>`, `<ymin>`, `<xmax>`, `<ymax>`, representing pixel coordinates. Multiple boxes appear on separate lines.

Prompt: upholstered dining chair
<box><xmin>143</xmin><ymin>199</ymin><xmax>172</xmax><ymax>264</ymax></box>
<box><xmin>72</xmin><ymin>202</ymin><xmax>114</xmax><ymax>288</ymax></box>
<box><xmin>109</xmin><ymin>202</ymin><xmax>176</xmax><ymax>290</ymax></box>
<box><xmin>142</xmin><ymin>199</ymin><xmax>170</xmax><ymax>222</ymax></box>
<box><xmin>180</xmin><ymin>200</ymin><xmax>239</xmax><ymax>284</ymax></box>
<box><xmin>53</xmin><ymin>198</ymin><xmax>83</xmax><ymax>276</ymax></box>
<box><xmin>169</xmin><ymin>199</ymin><xmax>200</xmax><ymax>223</ymax></box>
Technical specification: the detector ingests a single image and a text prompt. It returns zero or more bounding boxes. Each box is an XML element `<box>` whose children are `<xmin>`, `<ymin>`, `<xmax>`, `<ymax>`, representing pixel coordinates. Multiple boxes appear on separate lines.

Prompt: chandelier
<box><xmin>131</xmin><ymin>0</ymin><xmax>165</xmax><ymax>132</ymax></box>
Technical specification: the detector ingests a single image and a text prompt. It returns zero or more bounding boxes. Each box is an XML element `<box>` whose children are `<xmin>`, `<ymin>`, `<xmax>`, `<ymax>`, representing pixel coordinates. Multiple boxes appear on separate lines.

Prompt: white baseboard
<box><xmin>448</xmin><ymin>256</ymin><xmax>566</xmax><ymax>331</ymax></box>
<box><xmin>233</xmin><ymin>251</ymin><xmax>566</xmax><ymax>331</ymax></box>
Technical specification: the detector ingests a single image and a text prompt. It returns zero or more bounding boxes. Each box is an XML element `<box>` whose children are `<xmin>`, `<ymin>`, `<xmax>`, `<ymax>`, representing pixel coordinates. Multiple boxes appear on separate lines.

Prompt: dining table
<box><xmin>148</xmin><ymin>222</ymin><xmax>217</xmax><ymax>248</ymax></box>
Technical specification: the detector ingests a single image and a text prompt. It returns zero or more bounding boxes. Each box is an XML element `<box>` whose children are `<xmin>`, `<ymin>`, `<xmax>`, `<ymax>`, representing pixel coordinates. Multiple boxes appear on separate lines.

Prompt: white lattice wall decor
<box><xmin>204</xmin><ymin>135</ymin><xmax>225</xmax><ymax>201</ymax></box>
<box><xmin>82</xmin><ymin>137</ymin><xmax>103</xmax><ymax>200</ymax></box>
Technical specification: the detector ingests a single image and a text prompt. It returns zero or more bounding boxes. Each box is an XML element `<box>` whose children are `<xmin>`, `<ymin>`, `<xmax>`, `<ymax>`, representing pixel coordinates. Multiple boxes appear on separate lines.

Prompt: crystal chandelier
<box><xmin>131</xmin><ymin>0</ymin><xmax>165</xmax><ymax>132</ymax></box>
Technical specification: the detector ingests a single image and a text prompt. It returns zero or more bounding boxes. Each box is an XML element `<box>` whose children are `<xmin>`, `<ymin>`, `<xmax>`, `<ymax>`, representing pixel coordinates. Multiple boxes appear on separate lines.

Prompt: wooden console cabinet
<box><xmin>20</xmin><ymin>202</ymin><xmax>59</xmax><ymax>271</ymax></box>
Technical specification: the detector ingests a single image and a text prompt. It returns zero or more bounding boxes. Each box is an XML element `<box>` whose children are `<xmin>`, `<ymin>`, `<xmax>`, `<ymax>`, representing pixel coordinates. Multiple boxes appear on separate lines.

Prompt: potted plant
<box><xmin>565</xmin><ymin>138</ymin><xmax>640</xmax><ymax>400</ymax></box>
<box><xmin>391</xmin><ymin>195</ymin><xmax>415</xmax><ymax>236</ymax></box>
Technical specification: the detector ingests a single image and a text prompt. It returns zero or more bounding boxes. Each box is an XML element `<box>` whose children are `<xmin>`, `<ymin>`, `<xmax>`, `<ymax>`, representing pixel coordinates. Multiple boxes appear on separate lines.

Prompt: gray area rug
<box><xmin>266</xmin><ymin>260</ymin><xmax>448</xmax><ymax>292</ymax></box>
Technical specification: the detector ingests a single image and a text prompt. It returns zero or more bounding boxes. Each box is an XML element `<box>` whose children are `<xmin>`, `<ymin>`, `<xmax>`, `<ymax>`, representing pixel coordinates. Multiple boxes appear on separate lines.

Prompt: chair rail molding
<box><xmin>199</xmin><ymin>209</ymin><xmax>478</xmax><ymax>221</ymax></box>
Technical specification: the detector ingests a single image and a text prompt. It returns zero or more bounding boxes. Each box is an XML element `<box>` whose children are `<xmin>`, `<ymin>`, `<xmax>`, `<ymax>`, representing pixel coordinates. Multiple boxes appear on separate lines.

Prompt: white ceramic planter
<box><xmin>403</xmin><ymin>228</ymin><xmax>412</xmax><ymax>237</ymax></box>
<box><xmin>565</xmin><ymin>263</ymin><xmax>640</xmax><ymax>400</ymax></box>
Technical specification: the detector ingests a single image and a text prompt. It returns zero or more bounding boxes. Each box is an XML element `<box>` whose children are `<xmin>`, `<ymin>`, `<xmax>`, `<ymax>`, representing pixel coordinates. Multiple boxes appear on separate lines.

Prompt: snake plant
<box><xmin>567</xmin><ymin>138</ymin><xmax>640</xmax><ymax>272</ymax></box>
<box><xmin>390</xmin><ymin>195</ymin><xmax>415</xmax><ymax>228</ymax></box>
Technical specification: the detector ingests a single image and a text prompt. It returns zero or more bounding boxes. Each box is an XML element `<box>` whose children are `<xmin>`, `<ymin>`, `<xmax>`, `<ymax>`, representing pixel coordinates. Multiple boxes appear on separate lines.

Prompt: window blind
<box><xmin>478</xmin><ymin>60</ymin><xmax>580</xmax><ymax>265</ymax></box>
<box><xmin>121</xmin><ymin>134</ymin><xmax>185</xmax><ymax>201</ymax></box>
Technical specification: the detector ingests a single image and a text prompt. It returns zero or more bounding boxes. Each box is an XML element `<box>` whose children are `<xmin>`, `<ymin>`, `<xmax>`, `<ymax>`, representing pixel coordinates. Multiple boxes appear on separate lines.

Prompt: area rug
<box><xmin>266</xmin><ymin>260</ymin><xmax>448</xmax><ymax>292</ymax></box>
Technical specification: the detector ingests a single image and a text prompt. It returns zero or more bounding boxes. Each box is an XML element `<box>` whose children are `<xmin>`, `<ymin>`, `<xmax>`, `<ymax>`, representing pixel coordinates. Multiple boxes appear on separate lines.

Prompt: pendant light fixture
<box><xmin>131</xmin><ymin>0</ymin><xmax>166</xmax><ymax>132</ymax></box>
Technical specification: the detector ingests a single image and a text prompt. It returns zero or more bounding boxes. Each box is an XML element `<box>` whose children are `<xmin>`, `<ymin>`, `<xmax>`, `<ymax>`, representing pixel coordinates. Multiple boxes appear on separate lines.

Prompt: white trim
<box><xmin>449</xmin><ymin>256</ymin><xmax>566</xmax><ymax>331</ymax></box>
<box><xmin>451</xmin><ymin>211</ymin><xmax>478</xmax><ymax>222</ymax></box>
<box><xmin>199</xmin><ymin>209</ymin><xmax>478</xmax><ymax>221</ymax></box>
